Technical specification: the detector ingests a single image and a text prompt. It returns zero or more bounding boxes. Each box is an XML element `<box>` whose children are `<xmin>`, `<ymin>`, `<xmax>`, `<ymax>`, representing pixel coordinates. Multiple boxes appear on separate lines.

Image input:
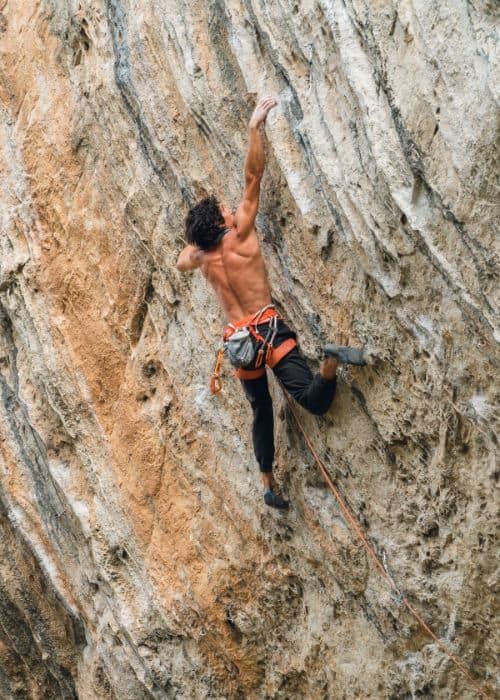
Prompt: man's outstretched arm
<box><xmin>176</xmin><ymin>244</ymin><xmax>203</xmax><ymax>272</ymax></box>
<box><xmin>235</xmin><ymin>96</ymin><xmax>277</xmax><ymax>239</ymax></box>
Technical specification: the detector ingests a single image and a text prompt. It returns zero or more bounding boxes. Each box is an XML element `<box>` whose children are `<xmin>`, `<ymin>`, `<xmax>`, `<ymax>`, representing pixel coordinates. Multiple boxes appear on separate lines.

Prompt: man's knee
<box><xmin>249</xmin><ymin>394</ymin><xmax>273</xmax><ymax>412</ymax></box>
<box><xmin>243</xmin><ymin>385</ymin><xmax>272</xmax><ymax>410</ymax></box>
<box><xmin>305</xmin><ymin>384</ymin><xmax>336</xmax><ymax>416</ymax></box>
<box><xmin>307</xmin><ymin>402</ymin><xmax>331</xmax><ymax>417</ymax></box>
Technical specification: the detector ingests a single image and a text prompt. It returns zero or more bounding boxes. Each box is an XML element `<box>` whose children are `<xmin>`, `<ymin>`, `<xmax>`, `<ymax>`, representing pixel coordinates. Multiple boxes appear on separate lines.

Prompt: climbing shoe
<box><xmin>264</xmin><ymin>489</ymin><xmax>289</xmax><ymax>509</ymax></box>
<box><xmin>323</xmin><ymin>343</ymin><xmax>367</xmax><ymax>366</ymax></box>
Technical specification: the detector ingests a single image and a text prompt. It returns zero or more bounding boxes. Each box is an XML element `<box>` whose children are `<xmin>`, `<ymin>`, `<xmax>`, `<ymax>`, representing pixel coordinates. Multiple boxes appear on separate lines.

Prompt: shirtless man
<box><xmin>177</xmin><ymin>96</ymin><xmax>365</xmax><ymax>509</ymax></box>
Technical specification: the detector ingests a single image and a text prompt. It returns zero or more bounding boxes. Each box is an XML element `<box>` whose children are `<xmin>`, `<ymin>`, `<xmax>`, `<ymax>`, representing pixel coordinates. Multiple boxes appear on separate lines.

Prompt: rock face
<box><xmin>0</xmin><ymin>1</ymin><xmax>498</xmax><ymax>698</ymax></box>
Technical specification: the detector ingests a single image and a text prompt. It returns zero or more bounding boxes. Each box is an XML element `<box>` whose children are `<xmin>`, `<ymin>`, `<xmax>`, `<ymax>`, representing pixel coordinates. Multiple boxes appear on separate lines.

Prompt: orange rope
<box><xmin>279</xmin><ymin>382</ymin><xmax>491</xmax><ymax>700</ymax></box>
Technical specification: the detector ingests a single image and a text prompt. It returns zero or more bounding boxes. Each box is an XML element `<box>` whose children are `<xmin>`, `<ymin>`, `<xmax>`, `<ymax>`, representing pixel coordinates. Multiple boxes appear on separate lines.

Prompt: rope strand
<box><xmin>279</xmin><ymin>381</ymin><xmax>491</xmax><ymax>700</ymax></box>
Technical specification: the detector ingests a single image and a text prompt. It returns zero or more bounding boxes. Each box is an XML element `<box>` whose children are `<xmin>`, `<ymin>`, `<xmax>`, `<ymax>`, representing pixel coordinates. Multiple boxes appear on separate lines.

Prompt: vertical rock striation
<box><xmin>0</xmin><ymin>0</ymin><xmax>498</xmax><ymax>697</ymax></box>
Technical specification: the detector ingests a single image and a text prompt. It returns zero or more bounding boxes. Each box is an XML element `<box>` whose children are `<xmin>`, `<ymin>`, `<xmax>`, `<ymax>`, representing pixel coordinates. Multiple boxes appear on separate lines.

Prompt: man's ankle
<box><xmin>320</xmin><ymin>357</ymin><xmax>338</xmax><ymax>381</ymax></box>
<box><xmin>261</xmin><ymin>472</ymin><xmax>275</xmax><ymax>491</ymax></box>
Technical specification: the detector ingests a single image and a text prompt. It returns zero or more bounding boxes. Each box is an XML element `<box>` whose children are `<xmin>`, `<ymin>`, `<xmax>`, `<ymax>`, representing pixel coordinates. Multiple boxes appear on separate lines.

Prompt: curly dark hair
<box><xmin>185</xmin><ymin>195</ymin><xmax>226</xmax><ymax>251</ymax></box>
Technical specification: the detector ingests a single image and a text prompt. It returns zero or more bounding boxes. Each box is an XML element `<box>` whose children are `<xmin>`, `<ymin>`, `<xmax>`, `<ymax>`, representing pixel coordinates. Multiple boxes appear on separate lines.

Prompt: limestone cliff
<box><xmin>0</xmin><ymin>1</ymin><xmax>498</xmax><ymax>698</ymax></box>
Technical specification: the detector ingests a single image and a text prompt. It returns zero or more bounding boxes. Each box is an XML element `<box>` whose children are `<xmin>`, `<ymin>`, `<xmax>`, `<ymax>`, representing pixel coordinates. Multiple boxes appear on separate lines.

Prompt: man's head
<box><xmin>185</xmin><ymin>195</ymin><xmax>233</xmax><ymax>251</ymax></box>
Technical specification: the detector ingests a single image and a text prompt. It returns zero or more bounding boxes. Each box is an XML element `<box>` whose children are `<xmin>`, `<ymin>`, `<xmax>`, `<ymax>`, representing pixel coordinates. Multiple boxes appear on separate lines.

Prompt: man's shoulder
<box><xmin>226</xmin><ymin>225</ymin><xmax>260</xmax><ymax>245</ymax></box>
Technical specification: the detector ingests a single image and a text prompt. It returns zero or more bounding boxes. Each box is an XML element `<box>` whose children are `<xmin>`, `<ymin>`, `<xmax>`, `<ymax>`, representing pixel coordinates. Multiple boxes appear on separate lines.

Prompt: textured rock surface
<box><xmin>0</xmin><ymin>0</ymin><xmax>498</xmax><ymax>698</ymax></box>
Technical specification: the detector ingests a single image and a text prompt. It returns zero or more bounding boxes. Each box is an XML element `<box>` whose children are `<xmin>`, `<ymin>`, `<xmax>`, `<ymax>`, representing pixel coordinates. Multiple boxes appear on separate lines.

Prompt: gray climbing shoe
<box><xmin>323</xmin><ymin>343</ymin><xmax>367</xmax><ymax>366</ymax></box>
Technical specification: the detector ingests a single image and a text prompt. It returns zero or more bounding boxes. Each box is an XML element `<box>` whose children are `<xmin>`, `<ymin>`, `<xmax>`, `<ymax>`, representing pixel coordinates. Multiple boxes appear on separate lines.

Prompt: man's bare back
<box><xmin>199</xmin><ymin>226</ymin><xmax>272</xmax><ymax>323</ymax></box>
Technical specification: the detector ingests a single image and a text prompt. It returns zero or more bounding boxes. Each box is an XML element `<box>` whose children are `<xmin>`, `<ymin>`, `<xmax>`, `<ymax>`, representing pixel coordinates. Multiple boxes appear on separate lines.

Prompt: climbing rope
<box><xmin>279</xmin><ymin>381</ymin><xmax>491</xmax><ymax>700</ymax></box>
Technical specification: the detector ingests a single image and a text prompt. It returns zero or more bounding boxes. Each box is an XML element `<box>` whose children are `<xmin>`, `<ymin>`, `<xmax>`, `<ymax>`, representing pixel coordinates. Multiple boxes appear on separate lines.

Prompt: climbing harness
<box><xmin>279</xmin><ymin>381</ymin><xmax>491</xmax><ymax>700</ymax></box>
<box><xmin>210</xmin><ymin>304</ymin><xmax>296</xmax><ymax>393</ymax></box>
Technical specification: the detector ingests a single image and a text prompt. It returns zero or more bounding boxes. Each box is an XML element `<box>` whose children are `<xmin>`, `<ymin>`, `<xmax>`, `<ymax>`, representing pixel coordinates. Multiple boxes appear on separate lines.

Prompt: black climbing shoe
<box><xmin>323</xmin><ymin>343</ymin><xmax>367</xmax><ymax>366</ymax></box>
<box><xmin>264</xmin><ymin>490</ymin><xmax>289</xmax><ymax>509</ymax></box>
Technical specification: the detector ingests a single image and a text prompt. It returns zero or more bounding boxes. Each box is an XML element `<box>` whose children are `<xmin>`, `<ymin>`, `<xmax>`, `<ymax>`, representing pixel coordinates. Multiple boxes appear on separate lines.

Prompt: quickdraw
<box><xmin>210</xmin><ymin>347</ymin><xmax>225</xmax><ymax>394</ymax></box>
<box><xmin>254</xmin><ymin>313</ymin><xmax>279</xmax><ymax>368</ymax></box>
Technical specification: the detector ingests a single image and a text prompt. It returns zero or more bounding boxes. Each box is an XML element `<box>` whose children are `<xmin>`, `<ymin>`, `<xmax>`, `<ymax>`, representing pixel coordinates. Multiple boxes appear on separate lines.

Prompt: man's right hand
<box><xmin>249</xmin><ymin>96</ymin><xmax>278</xmax><ymax>129</ymax></box>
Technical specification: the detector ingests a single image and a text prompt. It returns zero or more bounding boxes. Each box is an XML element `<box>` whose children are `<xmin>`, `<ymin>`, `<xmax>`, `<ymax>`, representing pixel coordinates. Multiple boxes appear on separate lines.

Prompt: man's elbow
<box><xmin>244</xmin><ymin>171</ymin><xmax>263</xmax><ymax>185</ymax></box>
<box><xmin>176</xmin><ymin>253</ymin><xmax>188</xmax><ymax>272</ymax></box>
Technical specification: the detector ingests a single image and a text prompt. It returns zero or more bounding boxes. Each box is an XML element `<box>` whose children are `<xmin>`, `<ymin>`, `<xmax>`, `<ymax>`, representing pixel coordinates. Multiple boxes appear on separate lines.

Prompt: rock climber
<box><xmin>176</xmin><ymin>96</ymin><xmax>365</xmax><ymax>509</ymax></box>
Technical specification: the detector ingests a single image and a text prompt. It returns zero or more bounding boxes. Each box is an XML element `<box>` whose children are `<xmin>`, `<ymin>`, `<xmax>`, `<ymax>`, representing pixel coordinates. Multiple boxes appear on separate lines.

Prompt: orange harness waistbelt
<box><xmin>210</xmin><ymin>305</ymin><xmax>297</xmax><ymax>393</ymax></box>
<box><xmin>223</xmin><ymin>305</ymin><xmax>281</xmax><ymax>339</ymax></box>
<box><xmin>234</xmin><ymin>337</ymin><xmax>297</xmax><ymax>379</ymax></box>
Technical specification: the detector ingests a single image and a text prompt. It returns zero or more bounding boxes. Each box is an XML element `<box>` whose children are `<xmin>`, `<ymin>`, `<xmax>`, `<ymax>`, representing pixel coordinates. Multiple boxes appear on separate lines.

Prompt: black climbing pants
<box><xmin>240</xmin><ymin>320</ymin><xmax>337</xmax><ymax>473</ymax></box>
